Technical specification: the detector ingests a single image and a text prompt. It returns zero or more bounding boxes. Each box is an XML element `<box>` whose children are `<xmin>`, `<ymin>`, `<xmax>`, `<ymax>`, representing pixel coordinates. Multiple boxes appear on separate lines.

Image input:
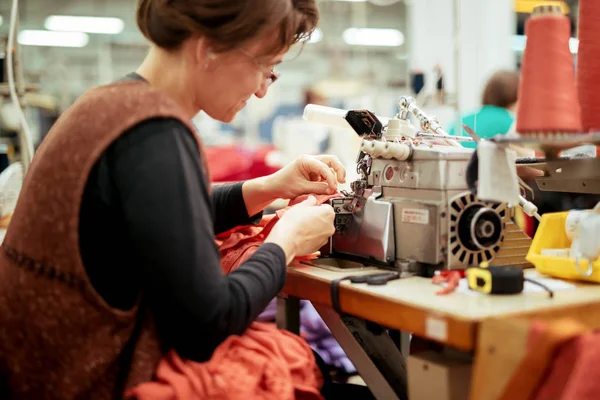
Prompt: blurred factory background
<box><xmin>0</xmin><ymin>0</ymin><xmax>580</xmax><ymax>182</ymax></box>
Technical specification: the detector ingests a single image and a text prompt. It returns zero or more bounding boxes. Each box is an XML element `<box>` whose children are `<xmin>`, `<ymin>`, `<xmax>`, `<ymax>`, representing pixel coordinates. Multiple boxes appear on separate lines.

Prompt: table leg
<box><xmin>314</xmin><ymin>305</ymin><xmax>408</xmax><ymax>400</ymax></box>
<box><xmin>276</xmin><ymin>295</ymin><xmax>301</xmax><ymax>335</ymax></box>
<box><xmin>389</xmin><ymin>330</ymin><xmax>412</xmax><ymax>356</ymax></box>
<box><xmin>400</xmin><ymin>331</ymin><xmax>411</xmax><ymax>357</ymax></box>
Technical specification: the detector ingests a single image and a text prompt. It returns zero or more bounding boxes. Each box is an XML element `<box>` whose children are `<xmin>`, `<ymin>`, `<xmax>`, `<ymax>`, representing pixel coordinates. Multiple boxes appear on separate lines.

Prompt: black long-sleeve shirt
<box><xmin>78</xmin><ymin>115</ymin><xmax>286</xmax><ymax>362</ymax></box>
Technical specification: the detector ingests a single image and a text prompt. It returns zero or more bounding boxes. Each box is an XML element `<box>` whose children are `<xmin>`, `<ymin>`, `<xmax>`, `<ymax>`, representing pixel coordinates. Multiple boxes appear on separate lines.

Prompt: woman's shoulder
<box><xmin>479</xmin><ymin>105</ymin><xmax>513</xmax><ymax>120</ymax></box>
<box><xmin>111</xmin><ymin>117</ymin><xmax>198</xmax><ymax>158</ymax></box>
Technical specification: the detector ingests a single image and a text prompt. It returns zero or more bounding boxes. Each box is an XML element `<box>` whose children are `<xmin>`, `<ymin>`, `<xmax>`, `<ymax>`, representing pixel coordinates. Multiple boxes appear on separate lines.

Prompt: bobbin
<box><xmin>514</xmin><ymin>3</ymin><xmax>584</xmax><ymax>151</ymax></box>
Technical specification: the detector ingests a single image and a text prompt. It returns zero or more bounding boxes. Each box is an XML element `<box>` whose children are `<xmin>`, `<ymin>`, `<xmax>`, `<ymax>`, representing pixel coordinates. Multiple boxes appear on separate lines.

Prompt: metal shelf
<box><xmin>517</xmin><ymin>156</ymin><xmax>600</xmax><ymax>195</ymax></box>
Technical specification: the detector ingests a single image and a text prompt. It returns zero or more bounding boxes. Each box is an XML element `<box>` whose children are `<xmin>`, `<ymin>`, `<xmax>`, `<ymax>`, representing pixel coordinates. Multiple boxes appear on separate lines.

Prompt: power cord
<box><xmin>524</xmin><ymin>277</ymin><xmax>554</xmax><ymax>298</ymax></box>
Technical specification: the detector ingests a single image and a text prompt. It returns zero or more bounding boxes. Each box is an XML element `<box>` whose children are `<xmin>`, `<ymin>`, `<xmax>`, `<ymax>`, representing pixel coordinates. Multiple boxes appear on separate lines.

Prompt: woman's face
<box><xmin>198</xmin><ymin>38</ymin><xmax>286</xmax><ymax>123</ymax></box>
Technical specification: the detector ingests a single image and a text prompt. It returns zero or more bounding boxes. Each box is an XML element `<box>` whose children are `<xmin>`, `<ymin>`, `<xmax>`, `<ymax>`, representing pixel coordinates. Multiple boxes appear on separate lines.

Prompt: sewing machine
<box><xmin>304</xmin><ymin>97</ymin><xmax>532</xmax><ymax>275</ymax></box>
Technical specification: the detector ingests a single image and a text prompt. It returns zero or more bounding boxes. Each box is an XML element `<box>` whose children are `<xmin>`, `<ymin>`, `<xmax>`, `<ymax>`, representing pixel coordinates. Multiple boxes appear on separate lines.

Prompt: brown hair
<box><xmin>481</xmin><ymin>70</ymin><xmax>520</xmax><ymax>109</ymax></box>
<box><xmin>304</xmin><ymin>88</ymin><xmax>326</xmax><ymax>107</ymax></box>
<box><xmin>136</xmin><ymin>0</ymin><xmax>319</xmax><ymax>56</ymax></box>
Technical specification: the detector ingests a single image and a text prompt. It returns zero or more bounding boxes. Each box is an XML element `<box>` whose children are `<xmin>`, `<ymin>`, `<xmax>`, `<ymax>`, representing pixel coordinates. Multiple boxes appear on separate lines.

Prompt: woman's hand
<box><xmin>241</xmin><ymin>154</ymin><xmax>346</xmax><ymax>217</ymax></box>
<box><xmin>265</xmin><ymin>195</ymin><xmax>336</xmax><ymax>265</ymax></box>
<box><xmin>266</xmin><ymin>155</ymin><xmax>347</xmax><ymax>199</ymax></box>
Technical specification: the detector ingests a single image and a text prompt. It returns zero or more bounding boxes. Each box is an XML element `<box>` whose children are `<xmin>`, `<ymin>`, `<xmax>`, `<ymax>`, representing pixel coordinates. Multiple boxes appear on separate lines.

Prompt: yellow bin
<box><xmin>526</xmin><ymin>211</ymin><xmax>600</xmax><ymax>283</ymax></box>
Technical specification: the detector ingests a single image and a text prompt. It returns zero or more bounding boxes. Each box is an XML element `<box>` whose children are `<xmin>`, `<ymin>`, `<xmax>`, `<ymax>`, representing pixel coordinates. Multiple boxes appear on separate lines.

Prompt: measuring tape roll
<box><xmin>467</xmin><ymin>266</ymin><xmax>524</xmax><ymax>295</ymax></box>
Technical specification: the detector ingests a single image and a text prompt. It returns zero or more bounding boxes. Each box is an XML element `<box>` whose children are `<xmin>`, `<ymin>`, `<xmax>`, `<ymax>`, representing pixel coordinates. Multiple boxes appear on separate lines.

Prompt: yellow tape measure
<box><xmin>467</xmin><ymin>265</ymin><xmax>524</xmax><ymax>295</ymax></box>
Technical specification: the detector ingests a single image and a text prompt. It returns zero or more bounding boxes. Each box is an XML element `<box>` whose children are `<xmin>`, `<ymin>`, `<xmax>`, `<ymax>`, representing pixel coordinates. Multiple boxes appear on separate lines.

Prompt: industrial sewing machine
<box><xmin>304</xmin><ymin>97</ymin><xmax>532</xmax><ymax>275</ymax></box>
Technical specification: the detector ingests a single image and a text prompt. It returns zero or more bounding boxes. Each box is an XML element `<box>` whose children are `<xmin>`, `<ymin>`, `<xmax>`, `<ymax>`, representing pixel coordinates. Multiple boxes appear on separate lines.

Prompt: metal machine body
<box><xmin>311</xmin><ymin>97</ymin><xmax>527</xmax><ymax>273</ymax></box>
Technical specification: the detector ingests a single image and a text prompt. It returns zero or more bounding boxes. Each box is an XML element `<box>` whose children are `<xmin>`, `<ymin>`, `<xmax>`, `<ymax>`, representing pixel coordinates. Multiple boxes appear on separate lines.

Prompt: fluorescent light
<box><xmin>512</xmin><ymin>34</ymin><xmax>578</xmax><ymax>54</ymax></box>
<box><xmin>343</xmin><ymin>28</ymin><xmax>404</xmax><ymax>47</ymax></box>
<box><xmin>0</xmin><ymin>15</ymin><xmax>3</xmax><ymax>28</ymax></box>
<box><xmin>309</xmin><ymin>28</ymin><xmax>323</xmax><ymax>44</ymax></box>
<box><xmin>18</xmin><ymin>30</ymin><xmax>89</xmax><ymax>48</ymax></box>
<box><xmin>45</xmin><ymin>15</ymin><xmax>124</xmax><ymax>35</ymax></box>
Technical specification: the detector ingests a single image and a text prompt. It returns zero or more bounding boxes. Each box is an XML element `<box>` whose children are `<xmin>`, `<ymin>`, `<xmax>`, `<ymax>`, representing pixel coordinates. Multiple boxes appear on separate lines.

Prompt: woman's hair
<box><xmin>481</xmin><ymin>70</ymin><xmax>520</xmax><ymax>109</ymax></box>
<box><xmin>303</xmin><ymin>88</ymin><xmax>325</xmax><ymax>107</ymax></box>
<box><xmin>137</xmin><ymin>0</ymin><xmax>319</xmax><ymax>56</ymax></box>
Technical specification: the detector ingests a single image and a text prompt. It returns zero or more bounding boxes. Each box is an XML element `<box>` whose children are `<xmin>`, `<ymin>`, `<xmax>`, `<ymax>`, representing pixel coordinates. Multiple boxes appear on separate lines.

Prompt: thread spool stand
<box><xmin>490</xmin><ymin>5</ymin><xmax>600</xmax><ymax>194</ymax></box>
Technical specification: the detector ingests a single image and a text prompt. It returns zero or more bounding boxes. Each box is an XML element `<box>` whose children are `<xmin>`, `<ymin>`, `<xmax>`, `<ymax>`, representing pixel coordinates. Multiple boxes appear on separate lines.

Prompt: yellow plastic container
<box><xmin>526</xmin><ymin>211</ymin><xmax>600</xmax><ymax>283</ymax></box>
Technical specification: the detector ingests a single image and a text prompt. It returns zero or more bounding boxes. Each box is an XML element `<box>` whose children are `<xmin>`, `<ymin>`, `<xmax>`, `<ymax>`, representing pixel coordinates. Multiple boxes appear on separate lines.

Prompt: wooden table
<box><xmin>279</xmin><ymin>262</ymin><xmax>600</xmax><ymax>400</ymax></box>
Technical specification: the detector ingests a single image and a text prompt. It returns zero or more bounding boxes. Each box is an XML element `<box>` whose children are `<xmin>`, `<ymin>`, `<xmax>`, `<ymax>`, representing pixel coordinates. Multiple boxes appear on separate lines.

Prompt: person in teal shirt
<box><xmin>449</xmin><ymin>70</ymin><xmax>520</xmax><ymax>148</ymax></box>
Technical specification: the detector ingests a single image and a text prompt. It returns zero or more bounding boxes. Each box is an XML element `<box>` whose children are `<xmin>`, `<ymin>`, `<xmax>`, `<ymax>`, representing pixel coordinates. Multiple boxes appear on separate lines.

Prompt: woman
<box><xmin>449</xmin><ymin>70</ymin><xmax>520</xmax><ymax>148</ymax></box>
<box><xmin>0</xmin><ymin>0</ymin><xmax>361</xmax><ymax>398</ymax></box>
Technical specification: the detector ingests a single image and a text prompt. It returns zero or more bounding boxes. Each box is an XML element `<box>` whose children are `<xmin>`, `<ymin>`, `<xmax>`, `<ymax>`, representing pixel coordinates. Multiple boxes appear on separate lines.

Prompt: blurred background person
<box><xmin>449</xmin><ymin>70</ymin><xmax>520</xmax><ymax>148</ymax></box>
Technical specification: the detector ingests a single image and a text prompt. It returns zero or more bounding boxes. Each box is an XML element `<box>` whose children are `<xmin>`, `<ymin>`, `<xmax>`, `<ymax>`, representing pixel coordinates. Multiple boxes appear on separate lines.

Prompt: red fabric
<box><xmin>499</xmin><ymin>319</ymin><xmax>598</xmax><ymax>400</ymax></box>
<box><xmin>126</xmin><ymin>322</ymin><xmax>323</xmax><ymax>400</ymax></box>
<box><xmin>216</xmin><ymin>193</ymin><xmax>341</xmax><ymax>273</ymax></box>
<box><xmin>205</xmin><ymin>145</ymin><xmax>280</xmax><ymax>183</ymax></box>
<box><xmin>533</xmin><ymin>333</ymin><xmax>600</xmax><ymax>400</ymax></box>
<box><xmin>205</xmin><ymin>146</ymin><xmax>252</xmax><ymax>182</ymax></box>
<box><xmin>249</xmin><ymin>145</ymin><xmax>281</xmax><ymax>179</ymax></box>
<box><xmin>128</xmin><ymin>193</ymin><xmax>339</xmax><ymax>400</ymax></box>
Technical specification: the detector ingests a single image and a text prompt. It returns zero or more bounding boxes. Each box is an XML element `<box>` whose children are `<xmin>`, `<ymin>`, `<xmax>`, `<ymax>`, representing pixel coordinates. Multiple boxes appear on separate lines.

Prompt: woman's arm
<box><xmin>241</xmin><ymin>176</ymin><xmax>279</xmax><ymax>217</ymax></box>
<box><xmin>110</xmin><ymin>119</ymin><xmax>287</xmax><ymax>362</ymax></box>
<box><xmin>211</xmin><ymin>182</ymin><xmax>264</xmax><ymax>234</ymax></box>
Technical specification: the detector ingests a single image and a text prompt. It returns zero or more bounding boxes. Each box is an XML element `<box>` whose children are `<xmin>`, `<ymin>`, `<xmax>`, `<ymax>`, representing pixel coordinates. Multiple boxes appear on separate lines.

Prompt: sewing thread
<box><xmin>577</xmin><ymin>0</ymin><xmax>600</xmax><ymax>133</ymax></box>
<box><xmin>516</xmin><ymin>6</ymin><xmax>582</xmax><ymax>137</ymax></box>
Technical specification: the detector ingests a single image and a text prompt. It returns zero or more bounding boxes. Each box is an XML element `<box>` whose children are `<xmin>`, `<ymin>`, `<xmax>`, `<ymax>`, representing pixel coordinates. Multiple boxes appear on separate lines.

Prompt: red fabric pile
<box><xmin>499</xmin><ymin>319</ymin><xmax>600</xmax><ymax>400</ymax></box>
<box><xmin>216</xmin><ymin>193</ymin><xmax>341</xmax><ymax>273</ymax></box>
<box><xmin>127</xmin><ymin>323</ymin><xmax>323</xmax><ymax>400</ymax></box>
<box><xmin>534</xmin><ymin>333</ymin><xmax>600</xmax><ymax>400</ymax></box>
<box><xmin>128</xmin><ymin>193</ymin><xmax>339</xmax><ymax>400</ymax></box>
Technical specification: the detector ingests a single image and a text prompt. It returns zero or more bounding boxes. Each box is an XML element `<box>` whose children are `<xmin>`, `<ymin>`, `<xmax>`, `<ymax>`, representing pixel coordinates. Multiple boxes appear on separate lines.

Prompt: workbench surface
<box><xmin>283</xmin><ymin>263</ymin><xmax>600</xmax><ymax>351</ymax></box>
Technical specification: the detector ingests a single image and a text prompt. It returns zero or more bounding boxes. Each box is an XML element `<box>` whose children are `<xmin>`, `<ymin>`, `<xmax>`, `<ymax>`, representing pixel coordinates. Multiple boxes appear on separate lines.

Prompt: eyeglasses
<box><xmin>238</xmin><ymin>49</ymin><xmax>280</xmax><ymax>86</ymax></box>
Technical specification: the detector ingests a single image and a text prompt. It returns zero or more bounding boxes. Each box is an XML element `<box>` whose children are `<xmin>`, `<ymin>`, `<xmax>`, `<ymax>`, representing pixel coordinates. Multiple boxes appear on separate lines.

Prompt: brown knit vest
<box><xmin>0</xmin><ymin>80</ymin><xmax>208</xmax><ymax>398</ymax></box>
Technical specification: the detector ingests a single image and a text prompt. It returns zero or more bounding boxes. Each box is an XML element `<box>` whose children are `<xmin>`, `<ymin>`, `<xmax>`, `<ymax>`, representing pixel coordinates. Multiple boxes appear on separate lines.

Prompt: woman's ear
<box><xmin>193</xmin><ymin>37</ymin><xmax>216</xmax><ymax>70</ymax></box>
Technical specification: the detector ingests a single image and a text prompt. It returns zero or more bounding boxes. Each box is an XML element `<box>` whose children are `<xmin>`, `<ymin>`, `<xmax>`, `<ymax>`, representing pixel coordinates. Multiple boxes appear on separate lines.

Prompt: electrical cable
<box><xmin>524</xmin><ymin>277</ymin><xmax>554</xmax><ymax>298</ymax></box>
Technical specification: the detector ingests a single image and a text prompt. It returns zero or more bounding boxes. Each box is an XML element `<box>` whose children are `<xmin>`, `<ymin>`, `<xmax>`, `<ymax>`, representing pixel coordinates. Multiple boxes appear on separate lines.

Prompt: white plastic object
<box><xmin>519</xmin><ymin>196</ymin><xmax>538</xmax><ymax>217</ymax></box>
<box><xmin>577</xmin><ymin>216</ymin><xmax>600</xmax><ymax>260</ymax></box>
<box><xmin>360</xmin><ymin>139</ymin><xmax>412</xmax><ymax>160</ymax></box>
<box><xmin>386</xmin><ymin>118</ymin><xmax>417</xmax><ymax>139</ymax></box>
<box><xmin>0</xmin><ymin>162</ymin><xmax>23</xmax><ymax>218</ymax></box>
<box><xmin>303</xmin><ymin>104</ymin><xmax>352</xmax><ymax>130</ymax></box>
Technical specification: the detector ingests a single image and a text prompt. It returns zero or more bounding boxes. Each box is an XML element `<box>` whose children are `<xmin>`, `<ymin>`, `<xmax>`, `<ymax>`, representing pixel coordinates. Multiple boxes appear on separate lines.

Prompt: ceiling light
<box><xmin>18</xmin><ymin>30</ymin><xmax>89</xmax><ymax>48</ymax></box>
<box><xmin>343</xmin><ymin>28</ymin><xmax>404</xmax><ymax>47</ymax></box>
<box><xmin>0</xmin><ymin>15</ymin><xmax>3</xmax><ymax>28</ymax></box>
<box><xmin>309</xmin><ymin>28</ymin><xmax>323</xmax><ymax>44</ymax></box>
<box><xmin>45</xmin><ymin>15</ymin><xmax>124</xmax><ymax>35</ymax></box>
